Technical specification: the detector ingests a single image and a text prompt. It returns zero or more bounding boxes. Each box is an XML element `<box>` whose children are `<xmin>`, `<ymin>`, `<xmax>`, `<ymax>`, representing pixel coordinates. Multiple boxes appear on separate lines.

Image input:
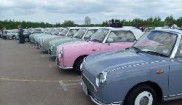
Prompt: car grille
<box><xmin>82</xmin><ymin>74</ymin><xmax>96</xmax><ymax>94</ymax></box>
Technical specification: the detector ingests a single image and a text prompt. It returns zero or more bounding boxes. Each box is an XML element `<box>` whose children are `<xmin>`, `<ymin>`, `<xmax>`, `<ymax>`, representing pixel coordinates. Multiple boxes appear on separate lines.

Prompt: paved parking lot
<box><xmin>0</xmin><ymin>39</ymin><xmax>182</xmax><ymax>105</ymax></box>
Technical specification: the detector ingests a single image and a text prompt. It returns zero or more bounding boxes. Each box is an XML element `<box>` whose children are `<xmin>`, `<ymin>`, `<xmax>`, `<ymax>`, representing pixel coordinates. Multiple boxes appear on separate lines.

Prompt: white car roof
<box><xmin>99</xmin><ymin>27</ymin><xmax>143</xmax><ymax>40</ymax></box>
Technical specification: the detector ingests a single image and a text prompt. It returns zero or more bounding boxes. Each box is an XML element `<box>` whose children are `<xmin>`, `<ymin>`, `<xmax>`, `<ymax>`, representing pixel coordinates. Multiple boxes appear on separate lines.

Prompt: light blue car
<box><xmin>81</xmin><ymin>29</ymin><xmax>182</xmax><ymax>105</ymax></box>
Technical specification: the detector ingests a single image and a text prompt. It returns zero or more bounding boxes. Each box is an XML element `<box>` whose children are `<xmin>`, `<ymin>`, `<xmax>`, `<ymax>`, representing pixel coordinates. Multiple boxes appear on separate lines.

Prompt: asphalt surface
<box><xmin>0</xmin><ymin>39</ymin><xmax>182</xmax><ymax>105</ymax></box>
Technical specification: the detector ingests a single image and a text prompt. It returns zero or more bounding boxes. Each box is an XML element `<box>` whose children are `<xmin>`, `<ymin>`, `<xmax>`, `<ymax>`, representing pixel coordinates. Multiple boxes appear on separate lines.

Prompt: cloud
<box><xmin>0</xmin><ymin>0</ymin><xmax>182</xmax><ymax>24</ymax></box>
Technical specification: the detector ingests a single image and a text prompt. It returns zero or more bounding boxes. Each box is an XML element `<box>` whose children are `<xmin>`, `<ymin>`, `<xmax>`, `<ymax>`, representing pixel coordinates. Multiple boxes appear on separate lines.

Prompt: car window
<box><xmin>84</xmin><ymin>29</ymin><xmax>98</xmax><ymax>40</ymax></box>
<box><xmin>175</xmin><ymin>39</ymin><xmax>182</xmax><ymax>57</ymax></box>
<box><xmin>107</xmin><ymin>31</ymin><xmax>135</xmax><ymax>43</ymax></box>
<box><xmin>67</xmin><ymin>29</ymin><xmax>79</xmax><ymax>36</ymax></box>
<box><xmin>134</xmin><ymin>31</ymin><xmax>177</xmax><ymax>57</ymax></box>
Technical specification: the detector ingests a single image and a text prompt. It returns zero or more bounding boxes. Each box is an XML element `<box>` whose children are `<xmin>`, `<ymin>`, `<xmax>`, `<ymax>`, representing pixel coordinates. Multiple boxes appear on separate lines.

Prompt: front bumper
<box><xmin>90</xmin><ymin>95</ymin><xmax>122</xmax><ymax>105</ymax></box>
<box><xmin>56</xmin><ymin>57</ymin><xmax>73</xmax><ymax>70</ymax></box>
<box><xmin>80</xmin><ymin>81</ymin><xmax>122</xmax><ymax>105</ymax></box>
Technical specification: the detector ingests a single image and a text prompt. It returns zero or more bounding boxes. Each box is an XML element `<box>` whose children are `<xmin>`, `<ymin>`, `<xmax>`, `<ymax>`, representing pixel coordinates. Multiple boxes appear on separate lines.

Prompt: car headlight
<box><xmin>51</xmin><ymin>44</ymin><xmax>55</xmax><ymax>51</ymax></box>
<box><xmin>80</xmin><ymin>58</ymin><xmax>86</xmax><ymax>71</ymax></box>
<box><xmin>58</xmin><ymin>50</ymin><xmax>64</xmax><ymax>58</ymax></box>
<box><xmin>96</xmin><ymin>72</ymin><xmax>107</xmax><ymax>87</ymax></box>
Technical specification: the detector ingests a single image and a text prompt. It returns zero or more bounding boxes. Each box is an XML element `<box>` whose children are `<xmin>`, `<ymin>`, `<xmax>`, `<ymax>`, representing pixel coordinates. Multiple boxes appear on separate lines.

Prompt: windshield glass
<box><xmin>60</xmin><ymin>28</ymin><xmax>69</xmax><ymax>36</ymax></box>
<box><xmin>34</xmin><ymin>29</ymin><xmax>42</xmax><ymax>33</ymax></box>
<box><xmin>90</xmin><ymin>29</ymin><xmax>109</xmax><ymax>42</ymax></box>
<box><xmin>67</xmin><ymin>29</ymin><xmax>79</xmax><ymax>37</ymax></box>
<box><xmin>106</xmin><ymin>31</ymin><xmax>135</xmax><ymax>42</ymax></box>
<box><xmin>84</xmin><ymin>29</ymin><xmax>98</xmax><ymax>40</ymax></box>
<box><xmin>133</xmin><ymin>31</ymin><xmax>177</xmax><ymax>57</ymax></box>
<box><xmin>74</xmin><ymin>28</ymin><xmax>87</xmax><ymax>39</ymax></box>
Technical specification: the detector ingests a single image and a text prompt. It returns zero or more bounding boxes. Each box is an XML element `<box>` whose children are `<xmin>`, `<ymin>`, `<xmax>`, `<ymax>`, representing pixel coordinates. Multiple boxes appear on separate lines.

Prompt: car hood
<box><xmin>49</xmin><ymin>36</ymin><xmax>68</xmax><ymax>44</ymax></box>
<box><xmin>60</xmin><ymin>41</ymin><xmax>97</xmax><ymax>49</ymax></box>
<box><xmin>84</xmin><ymin>49</ymin><xmax>167</xmax><ymax>76</ymax></box>
<box><xmin>54</xmin><ymin>37</ymin><xmax>79</xmax><ymax>45</ymax></box>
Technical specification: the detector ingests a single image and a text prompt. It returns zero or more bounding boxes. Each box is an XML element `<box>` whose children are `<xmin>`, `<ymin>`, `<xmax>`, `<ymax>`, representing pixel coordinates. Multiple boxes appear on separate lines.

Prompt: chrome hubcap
<box><xmin>134</xmin><ymin>91</ymin><xmax>153</xmax><ymax>105</ymax></box>
<box><xmin>140</xmin><ymin>96</ymin><xmax>149</xmax><ymax>105</ymax></box>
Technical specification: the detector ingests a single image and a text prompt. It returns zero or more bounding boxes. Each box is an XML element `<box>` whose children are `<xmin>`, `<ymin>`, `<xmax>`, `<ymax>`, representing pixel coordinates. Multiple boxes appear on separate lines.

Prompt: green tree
<box><xmin>165</xmin><ymin>16</ymin><xmax>176</xmax><ymax>26</ymax></box>
<box><xmin>62</xmin><ymin>20</ymin><xmax>76</xmax><ymax>27</ymax></box>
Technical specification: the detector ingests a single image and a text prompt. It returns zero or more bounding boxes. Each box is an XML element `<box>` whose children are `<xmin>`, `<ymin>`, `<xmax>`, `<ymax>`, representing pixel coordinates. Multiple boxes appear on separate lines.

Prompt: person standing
<box><xmin>18</xmin><ymin>25</ymin><xmax>24</xmax><ymax>44</ymax></box>
<box><xmin>2</xmin><ymin>27</ymin><xmax>7</xmax><ymax>40</ymax></box>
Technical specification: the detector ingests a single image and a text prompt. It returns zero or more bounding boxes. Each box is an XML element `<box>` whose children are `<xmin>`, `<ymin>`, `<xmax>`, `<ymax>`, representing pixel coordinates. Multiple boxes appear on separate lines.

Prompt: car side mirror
<box><xmin>107</xmin><ymin>38</ymin><xmax>114</xmax><ymax>43</ymax></box>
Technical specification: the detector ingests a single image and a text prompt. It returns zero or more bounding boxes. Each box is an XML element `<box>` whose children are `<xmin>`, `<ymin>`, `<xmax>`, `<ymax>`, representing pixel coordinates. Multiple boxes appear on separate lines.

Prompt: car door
<box><xmin>169</xmin><ymin>39</ymin><xmax>182</xmax><ymax>96</ymax></box>
<box><xmin>100</xmin><ymin>31</ymin><xmax>134</xmax><ymax>51</ymax></box>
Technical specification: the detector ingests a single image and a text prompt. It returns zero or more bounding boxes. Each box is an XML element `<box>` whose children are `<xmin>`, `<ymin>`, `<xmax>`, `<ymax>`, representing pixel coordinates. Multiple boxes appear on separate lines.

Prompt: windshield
<box><xmin>67</xmin><ymin>29</ymin><xmax>79</xmax><ymax>37</ymax></box>
<box><xmin>133</xmin><ymin>31</ymin><xmax>177</xmax><ymax>57</ymax></box>
<box><xmin>106</xmin><ymin>31</ymin><xmax>135</xmax><ymax>42</ymax></box>
<box><xmin>74</xmin><ymin>28</ymin><xmax>87</xmax><ymax>39</ymax></box>
<box><xmin>34</xmin><ymin>29</ymin><xmax>42</xmax><ymax>33</ymax></box>
<box><xmin>60</xmin><ymin>28</ymin><xmax>69</xmax><ymax>36</ymax></box>
<box><xmin>84</xmin><ymin>29</ymin><xmax>98</xmax><ymax>40</ymax></box>
<box><xmin>90</xmin><ymin>29</ymin><xmax>109</xmax><ymax>42</ymax></box>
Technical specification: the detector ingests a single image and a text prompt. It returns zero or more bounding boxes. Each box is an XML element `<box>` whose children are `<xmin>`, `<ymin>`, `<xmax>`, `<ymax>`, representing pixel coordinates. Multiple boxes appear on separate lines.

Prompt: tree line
<box><xmin>0</xmin><ymin>16</ymin><xmax>182</xmax><ymax>29</ymax></box>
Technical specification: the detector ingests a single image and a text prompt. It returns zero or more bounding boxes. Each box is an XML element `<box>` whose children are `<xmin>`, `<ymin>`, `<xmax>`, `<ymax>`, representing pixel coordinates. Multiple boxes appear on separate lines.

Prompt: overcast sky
<box><xmin>0</xmin><ymin>0</ymin><xmax>182</xmax><ymax>24</ymax></box>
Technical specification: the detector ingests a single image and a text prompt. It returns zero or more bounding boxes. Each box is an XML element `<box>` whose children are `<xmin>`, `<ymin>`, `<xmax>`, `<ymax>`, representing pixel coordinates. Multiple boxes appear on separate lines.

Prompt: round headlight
<box><xmin>59</xmin><ymin>50</ymin><xmax>64</xmax><ymax>58</ymax></box>
<box><xmin>80</xmin><ymin>58</ymin><xmax>86</xmax><ymax>71</ymax></box>
<box><xmin>51</xmin><ymin>44</ymin><xmax>55</xmax><ymax>51</ymax></box>
<box><xmin>96</xmin><ymin>72</ymin><xmax>107</xmax><ymax>87</ymax></box>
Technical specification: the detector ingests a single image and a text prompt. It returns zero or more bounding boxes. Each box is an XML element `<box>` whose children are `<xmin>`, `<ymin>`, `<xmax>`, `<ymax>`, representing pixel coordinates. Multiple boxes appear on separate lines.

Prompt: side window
<box><xmin>107</xmin><ymin>31</ymin><xmax>135</xmax><ymax>43</ymax></box>
<box><xmin>175</xmin><ymin>39</ymin><xmax>182</xmax><ymax>57</ymax></box>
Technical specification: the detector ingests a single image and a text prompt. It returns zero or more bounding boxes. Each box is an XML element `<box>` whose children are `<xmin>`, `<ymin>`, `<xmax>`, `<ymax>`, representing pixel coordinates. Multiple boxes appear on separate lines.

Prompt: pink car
<box><xmin>56</xmin><ymin>27</ymin><xmax>143</xmax><ymax>74</ymax></box>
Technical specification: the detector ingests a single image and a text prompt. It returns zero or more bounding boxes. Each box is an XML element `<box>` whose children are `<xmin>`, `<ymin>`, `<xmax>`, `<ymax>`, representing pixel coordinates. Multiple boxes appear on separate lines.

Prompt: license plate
<box><xmin>81</xmin><ymin>81</ymin><xmax>88</xmax><ymax>95</ymax></box>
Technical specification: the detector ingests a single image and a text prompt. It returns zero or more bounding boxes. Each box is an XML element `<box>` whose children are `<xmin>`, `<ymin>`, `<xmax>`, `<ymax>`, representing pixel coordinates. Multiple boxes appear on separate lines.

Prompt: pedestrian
<box><xmin>0</xmin><ymin>26</ymin><xmax>2</xmax><ymax>38</ymax></box>
<box><xmin>18</xmin><ymin>25</ymin><xmax>24</xmax><ymax>44</ymax></box>
<box><xmin>2</xmin><ymin>27</ymin><xmax>7</xmax><ymax>40</ymax></box>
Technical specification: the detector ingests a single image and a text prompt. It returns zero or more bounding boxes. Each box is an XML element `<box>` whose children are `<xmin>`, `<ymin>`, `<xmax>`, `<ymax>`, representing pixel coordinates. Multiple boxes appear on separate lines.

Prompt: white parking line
<box><xmin>0</xmin><ymin>77</ymin><xmax>80</xmax><ymax>83</ymax></box>
<box><xmin>59</xmin><ymin>80</ymin><xmax>81</xmax><ymax>91</ymax></box>
<box><xmin>59</xmin><ymin>80</ymin><xmax>68</xmax><ymax>91</ymax></box>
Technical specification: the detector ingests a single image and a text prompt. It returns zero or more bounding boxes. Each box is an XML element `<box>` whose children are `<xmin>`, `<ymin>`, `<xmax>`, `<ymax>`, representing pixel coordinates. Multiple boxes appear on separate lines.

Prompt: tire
<box><xmin>12</xmin><ymin>36</ymin><xmax>15</xmax><ymax>39</ymax></box>
<box><xmin>74</xmin><ymin>57</ymin><xmax>85</xmax><ymax>75</ymax></box>
<box><xmin>25</xmin><ymin>38</ymin><xmax>28</xmax><ymax>42</ymax></box>
<box><xmin>124</xmin><ymin>84</ymin><xmax>157</xmax><ymax>105</ymax></box>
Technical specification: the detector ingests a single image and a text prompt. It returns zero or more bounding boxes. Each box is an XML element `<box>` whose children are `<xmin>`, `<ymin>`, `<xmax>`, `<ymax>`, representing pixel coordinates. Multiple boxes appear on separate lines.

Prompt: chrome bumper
<box><xmin>81</xmin><ymin>81</ymin><xmax>122</xmax><ymax>105</ymax></box>
<box><xmin>56</xmin><ymin>57</ymin><xmax>73</xmax><ymax>70</ymax></box>
<box><xmin>90</xmin><ymin>95</ymin><xmax>122</xmax><ymax>105</ymax></box>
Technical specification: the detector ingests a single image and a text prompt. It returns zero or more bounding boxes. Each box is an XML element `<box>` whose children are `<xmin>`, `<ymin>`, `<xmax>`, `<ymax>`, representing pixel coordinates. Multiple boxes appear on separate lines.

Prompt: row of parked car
<box><xmin>12</xmin><ymin>26</ymin><xmax>182</xmax><ymax>105</ymax></box>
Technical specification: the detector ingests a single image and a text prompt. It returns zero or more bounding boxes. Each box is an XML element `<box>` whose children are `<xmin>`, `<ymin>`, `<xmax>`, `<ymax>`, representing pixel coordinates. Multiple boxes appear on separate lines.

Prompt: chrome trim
<box><xmin>103</xmin><ymin>29</ymin><xmax>111</xmax><ymax>43</ymax></box>
<box><xmin>164</xmin><ymin>93</ymin><xmax>182</xmax><ymax>101</ymax></box>
<box><xmin>59</xmin><ymin>66</ymin><xmax>73</xmax><ymax>70</ymax></box>
<box><xmin>90</xmin><ymin>95</ymin><xmax>122</xmax><ymax>105</ymax></box>
<box><xmin>107</xmin><ymin>60</ymin><xmax>166</xmax><ymax>73</ymax></box>
<box><xmin>81</xmin><ymin>29</ymin><xmax>89</xmax><ymax>39</ymax></box>
<box><xmin>170</xmin><ymin>34</ymin><xmax>181</xmax><ymax>58</ymax></box>
<box><xmin>55</xmin><ymin>57</ymin><xmax>72</xmax><ymax>70</ymax></box>
<box><xmin>169</xmin><ymin>94</ymin><xmax>176</xmax><ymax>97</ymax></box>
<box><xmin>82</xmin><ymin>74</ymin><xmax>97</xmax><ymax>92</ymax></box>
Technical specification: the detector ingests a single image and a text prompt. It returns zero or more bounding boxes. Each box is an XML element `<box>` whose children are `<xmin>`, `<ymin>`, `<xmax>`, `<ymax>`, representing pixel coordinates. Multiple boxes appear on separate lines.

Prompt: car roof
<box><xmin>153</xmin><ymin>29</ymin><xmax>182</xmax><ymax>35</ymax></box>
<box><xmin>99</xmin><ymin>27</ymin><xmax>143</xmax><ymax>40</ymax></box>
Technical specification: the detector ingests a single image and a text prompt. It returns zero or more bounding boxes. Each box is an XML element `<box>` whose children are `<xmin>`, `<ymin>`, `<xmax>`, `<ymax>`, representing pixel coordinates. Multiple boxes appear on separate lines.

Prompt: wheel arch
<box><xmin>124</xmin><ymin>81</ymin><xmax>163</xmax><ymax>104</ymax></box>
<box><xmin>73</xmin><ymin>55</ymin><xmax>88</xmax><ymax>68</ymax></box>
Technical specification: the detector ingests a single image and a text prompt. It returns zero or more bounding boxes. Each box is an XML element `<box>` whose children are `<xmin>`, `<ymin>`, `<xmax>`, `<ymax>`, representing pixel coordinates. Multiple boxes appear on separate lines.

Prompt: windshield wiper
<box><xmin>131</xmin><ymin>46</ymin><xmax>142</xmax><ymax>53</ymax></box>
<box><xmin>91</xmin><ymin>39</ymin><xmax>102</xmax><ymax>43</ymax></box>
<box><xmin>144</xmin><ymin>51</ymin><xmax>168</xmax><ymax>57</ymax></box>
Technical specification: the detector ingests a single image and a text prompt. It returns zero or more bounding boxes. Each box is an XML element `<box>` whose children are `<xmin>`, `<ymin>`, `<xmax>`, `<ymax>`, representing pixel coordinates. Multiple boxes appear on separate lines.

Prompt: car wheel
<box><xmin>25</xmin><ymin>38</ymin><xmax>28</xmax><ymax>42</ymax></box>
<box><xmin>12</xmin><ymin>36</ymin><xmax>15</xmax><ymax>39</ymax></box>
<box><xmin>124</xmin><ymin>84</ymin><xmax>157</xmax><ymax>105</ymax></box>
<box><xmin>74</xmin><ymin>57</ymin><xmax>85</xmax><ymax>75</ymax></box>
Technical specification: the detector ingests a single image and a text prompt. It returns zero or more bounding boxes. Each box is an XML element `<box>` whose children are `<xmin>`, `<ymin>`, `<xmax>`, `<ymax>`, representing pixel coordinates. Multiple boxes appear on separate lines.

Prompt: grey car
<box><xmin>81</xmin><ymin>29</ymin><xmax>182</xmax><ymax>105</ymax></box>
